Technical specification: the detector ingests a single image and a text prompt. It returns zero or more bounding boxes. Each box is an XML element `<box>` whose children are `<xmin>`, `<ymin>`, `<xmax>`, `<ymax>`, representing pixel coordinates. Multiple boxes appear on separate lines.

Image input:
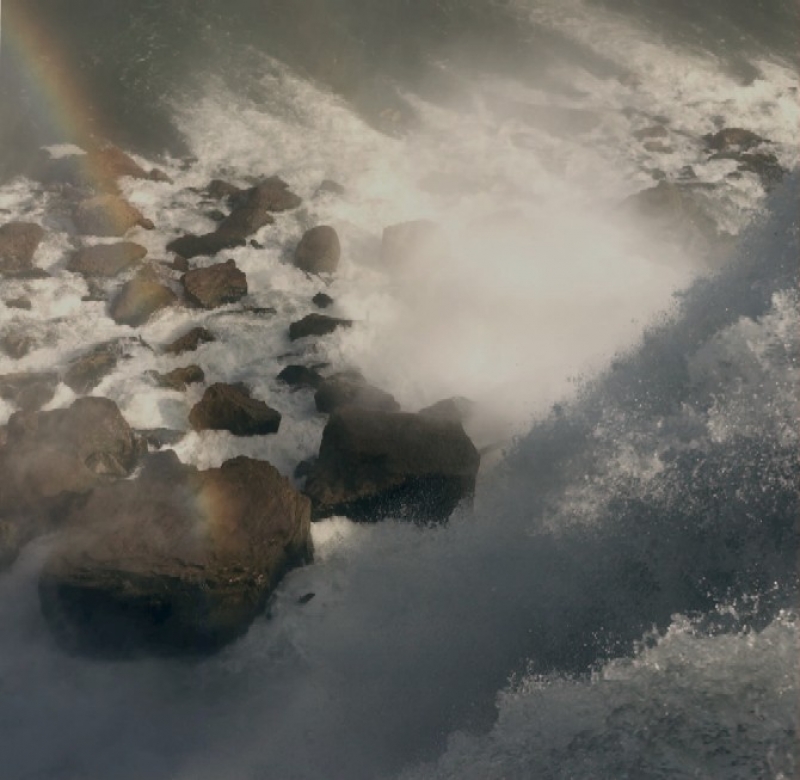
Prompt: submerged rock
<box><xmin>293</xmin><ymin>226</ymin><xmax>341</xmax><ymax>274</ymax></box>
<box><xmin>314</xmin><ymin>373</ymin><xmax>400</xmax><ymax>414</ymax></box>
<box><xmin>109</xmin><ymin>270</ymin><xmax>178</xmax><ymax>326</ymax></box>
<box><xmin>38</xmin><ymin>451</ymin><xmax>312</xmax><ymax>655</ymax></box>
<box><xmin>182</xmin><ymin>259</ymin><xmax>248</xmax><ymax>309</ymax></box>
<box><xmin>149</xmin><ymin>365</ymin><xmax>205</xmax><ymax>391</ymax></box>
<box><xmin>162</xmin><ymin>326</ymin><xmax>216</xmax><ymax>355</ymax></box>
<box><xmin>0</xmin><ymin>222</ymin><xmax>46</xmax><ymax>274</ymax></box>
<box><xmin>74</xmin><ymin>194</ymin><xmax>154</xmax><ymax>237</ymax></box>
<box><xmin>63</xmin><ymin>339</ymin><xmax>146</xmax><ymax>394</ymax></box>
<box><xmin>305</xmin><ymin>409</ymin><xmax>480</xmax><ymax>522</ymax></box>
<box><xmin>289</xmin><ymin>313</ymin><xmax>352</xmax><ymax>341</ymax></box>
<box><xmin>0</xmin><ymin>372</ymin><xmax>59</xmax><ymax>413</ymax></box>
<box><xmin>67</xmin><ymin>242</ymin><xmax>147</xmax><ymax>277</ymax></box>
<box><xmin>189</xmin><ymin>383</ymin><xmax>281</xmax><ymax>436</ymax></box>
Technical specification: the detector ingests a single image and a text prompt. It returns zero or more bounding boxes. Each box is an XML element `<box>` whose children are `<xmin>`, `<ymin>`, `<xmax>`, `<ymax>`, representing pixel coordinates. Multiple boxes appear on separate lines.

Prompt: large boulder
<box><xmin>109</xmin><ymin>270</ymin><xmax>178</xmax><ymax>326</ymax></box>
<box><xmin>289</xmin><ymin>313</ymin><xmax>352</xmax><ymax>341</ymax></box>
<box><xmin>162</xmin><ymin>326</ymin><xmax>216</xmax><ymax>355</ymax></box>
<box><xmin>0</xmin><ymin>397</ymin><xmax>139</xmax><ymax>563</ymax></box>
<box><xmin>293</xmin><ymin>226</ymin><xmax>341</xmax><ymax>274</ymax></box>
<box><xmin>0</xmin><ymin>222</ymin><xmax>46</xmax><ymax>274</ymax></box>
<box><xmin>189</xmin><ymin>383</ymin><xmax>281</xmax><ymax>436</ymax></box>
<box><xmin>182</xmin><ymin>259</ymin><xmax>248</xmax><ymax>309</ymax></box>
<box><xmin>74</xmin><ymin>194</ymin><xmax>155</xmax><ymax>237</ymax></box>
<box><xmin>38</xmin><ymin>451</ymin><xmax>312</xmax><ymax>654</ymax></box>
<box><xmin>314</xmin><ymin>372</ymin><xmax>400</xmax><ymax>414</ymax></box>
<box><xmin>305</xmin><ymin>409</ymin><xmax>480</xmax><ymax>522</ymax></box>
<box><xmin>67</xmin><ymin>242</ymin><xmax>147</xmax><ymax>277</ymax></box>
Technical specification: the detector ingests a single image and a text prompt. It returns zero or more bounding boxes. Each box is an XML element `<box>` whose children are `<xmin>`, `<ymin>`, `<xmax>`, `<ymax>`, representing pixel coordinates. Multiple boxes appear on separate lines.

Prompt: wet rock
<box><xmin>189</xmin><ymin>383</ymin><xmax>281</xmax><ymax>436</ymax></box>
<box><xmin>1</xmin><ymin>330</ymin><xmax>34</xmax><ymax>359</ymax></box>
<box><xmin>315</xmin><ymin>179</ymin><xmax>346</xmax><ymax>197</ymax></box>
<box><xmin>289</xmin><ymin>313</ymin><xmax>352</xmax><ymax>341</ymax></box>
<box><xmin>312</xmin><ymin>292</ymin><xmax>334</xmax><ymax>309</ymax></box>
<box><xmin>166</xmin><ymin>232</ymin><xmax>246</xmax><ymax>260</ymax></box>
<box><xmin>38</xmin><ymin>451</ymin><xmax>312</xmax><ymax>654</ymax></box>
<box><xmin>305</xmin><ymin>409</ymin><xmax>480</xmax><ymax>522</ymax></box>
<box><xmin>81</xmin><ymin>279</ymin><xmax>108</xmax><ymax>302</ymax></box>
<box><xmin>0</xmin><ymin>372</ymin><xmax>59</xmax><ymax>412</ymax></box>
<box><xmin>136</xmin><ymin>428</ymin><xmax>186</xmax><ymax>451</ymax></box>
<box><xmin>205</xmin><ymin>179</ymin><xmax>241</xmax><ymax>200</ymax></box>
<box><xmin>633</xmin><ymin>125</ymin><xmax>669</xmax><ymax>140</ymax></box>
<box><xmin>249</xmin><ymin>239</ymin><xmax>264</xmax><ymax>249</ymax></box>
<box><xmin>74</xmin><ymin>194</ymin><xmax>154</xmax><ymax>237</ymax></box>
<box><xmin>276</xmin><ymin>365</ymin><xmax>324</xmax><ymax>390</ymax></box>
<box><xmin>703</xmin><ymin>127</ymin><xmax>764</xmax><ymax>152</ymax></box>
<box><xmin>109</xmin><ymin>271</ymin><xmax>178</xmax><ymax>326</ymax></box>
<box><xmin>67</xmin><ymin>242</ymin><xmax>147</xmax><ymax>277</ymax></box>
<box><xmin>149</xmin><ymin>365</ymin><xmax>205</xmax><ymax>392</ymax></box>
<box><xmin>736</xmin><ymin>152</ymin><xmax>786</xmax><ymax>189</ymax></box>
<box><xmin>228</xmin><ymin>177</ymin><xmax>302</xmax><ymax>214</ymax></box>
<box><xmin>4</xmin><ymin>297</ymin><xmax>32</xmax><ymax>310</ymax></box>
<box><xmin>0</xmin><ymin>222</ymin><xmax>45</xmax><ymax>274</ymax></box>
<box><xmin>88</xmin><ymin>145</ymin><xmax>172</xmax><ymax>186</ymax></box>
<box><xmin>162</xmin><ymin>326</ymin><xmax>216</xmax><ymax>355</ymax></box>
<box><xmin>0</xmin><ymin>397</ymin><xmax>138</xmax><ymax>566</ymax></box>
<box><xmin>168</xmin><ymin>255</ymin><xmax>190</xmax><ymax>272</ymax></box>
<box><xmin>62</xmin><ymin>340</ymin><xmax>145</xmax><ymax>394</ymax></box>
<box><xmin>293</xmin><ymin>226</ymin><xmax>341</xmax><ymax>274</ymax></box>
<box><xmin>182</xmin><ymin>259</ymin><xmax>248</xmax><ymax>309</ymax></box>
<box><xmin>418</xmin><ymin>396</ymin><xmax>475</xmax><ymax>425</ymax></box>
<box><xmin>643</xmin><ymin>141</ymin><xmax>672</xmax><ymax>154</ymax></box>
<box><xmin>207</xmin><ymin>209</ymin><xmax>226</xmax><ymax>223</ymax></box>
<box><xmin>314</xmin><ymin>373</ymin><xmax>400</xmax><ymax>414</ymax></box>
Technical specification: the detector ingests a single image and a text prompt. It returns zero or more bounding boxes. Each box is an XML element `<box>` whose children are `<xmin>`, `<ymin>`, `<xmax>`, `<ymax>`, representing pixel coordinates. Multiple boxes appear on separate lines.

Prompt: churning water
<box><xmin>0</xmin><ymin>1</ymin><xmax>797</xmax><ymax>778</ymax></box>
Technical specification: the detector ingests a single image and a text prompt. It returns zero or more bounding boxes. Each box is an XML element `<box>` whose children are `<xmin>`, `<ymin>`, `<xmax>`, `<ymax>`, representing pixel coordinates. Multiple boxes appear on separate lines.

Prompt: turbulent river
<box><xmin>0</xmin><ymin>1</ymin><xmax>798</xmax><ymax>778</ymax></box>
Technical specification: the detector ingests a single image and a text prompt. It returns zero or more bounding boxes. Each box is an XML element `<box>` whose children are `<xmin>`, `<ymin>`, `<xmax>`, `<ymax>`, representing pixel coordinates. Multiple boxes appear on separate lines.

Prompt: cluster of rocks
<box><xmin>0</xmin><ymin>149</ymin><xmax>482</xmax><ymax>656</ymax></box>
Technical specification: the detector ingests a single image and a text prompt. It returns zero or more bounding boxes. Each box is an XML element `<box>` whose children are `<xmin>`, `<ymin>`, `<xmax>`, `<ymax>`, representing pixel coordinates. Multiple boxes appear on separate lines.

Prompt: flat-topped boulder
<box><xmin>314</xmin><ymin>373</ymin><xmax>400</xmax><ymax>414</ymax></box>
<box><xmin>182</xmin><ymin>259</ymin><xmax>248</xmax><ymax>309</ymax></box>
<box><xmin>189</xmin><ymin>382</ymin><xmax>281</xmax><ymax>436</ymax></box>
<box><xmin>0</xmin><ymin>222</ymin><xmax>45</xmax><ymax>274</ymax></box>
<box><xmin>289</xmin><ymin>313</ymin><xmax>352</xmax><ymax>341</ymax></box>
<box><xmin>0</xmin><ymin>372</ymin><xmax>59</xmax><ymax>412</ymax></box>
<box><xmin>67</xmin><ymin>242</ymin><xmax>147</xmax><ymax>277</ymax></box>
<box><xmin>74</xmin><ymin>194</ymin><xmax>154</xmax><ymax>237</ymax></box>
<box><xmin>38</xmin><ymin>451</ymin><xmax>312</xmax><ymax>654</ymax></box>
<box><xmin>305</xmin><ymin>409</ymin><xmax>480</xmax><ymax>522</ymax></box>
<box><xmin>109</xmin><ymin>270</ymin><xmax>178</xmax><ymax>326</ymax></box>
<box><xmin>293</xmin><ymin>226</ymin><xmax>341</xmax><ymax>274</ymax></box>
<box><xmin>162</xmin><ymin>326</ymin><xmax>216</xmax><ymax>355</ymax></box>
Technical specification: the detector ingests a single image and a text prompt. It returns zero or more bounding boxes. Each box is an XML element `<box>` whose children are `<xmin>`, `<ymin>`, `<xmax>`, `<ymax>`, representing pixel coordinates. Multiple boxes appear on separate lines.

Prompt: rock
<box><xmin>418</xmin><ymin>396</ymin><xmax>475</xmax><ymax>425</ymax></box>
<box><xmin>135</xmin><ymin>428</ymin><xmax>186</xmax><ymax>450</ymax></box>
<box><xmin>250</xmin><ymin>239</ymin><xmax>265</xmax><ymax>250</ymax></box>
<box><xmin>207</xmin><ymin>209</ymin><xmax>226</xmax><ymax>223</ymax></box>
<box><xmin>167</xmin><ymin>255</ymin><xmax>190</xmax><ymax>272</ymax></box>
<box><xmin>293</xmin><ymin>226</ymin><xmax>341</xmax><ymax>274</ymax></box>
<box><xmin>67</xmin><ymin>242</ymin><xmax>147</xmax><ymax>276</ymax></box>
<box><xmin>149</xmin><ymin>365</ymin><xmax>205</xmax><ymax>391</ymax></box>
<box><xmin>381</xmin><ymin>220</ymin><xmax>446</xmax><ymax>269</ymax></box>
<box><xmin>182</xmin><ymin>259</ymin><xmax>248</xmax><ymax>309</ymax></box>
<box><xmin>0</xmin><ymin>397</ymin><xmax>138</xmax><ymax>562</ymax></box>
<box><xmin>0</xmin><ymin>222</ymin><xmax>45</xmax><ymax>274</ymax></box>
<box><xmin>736</xmin><ymin>152</ymin><xmax>786</xmax><ymax>188</ymax></box>
<box><xmin>305</xmin><ymin>409</ymin><xmax>480</xmax><ymax>522</ymax></box>
<box><xmin>38</xmin><ymin>451</ymin><xmax>312</xmax><ymax>654</ymax></box>
<box><xmin>314</xmin><ymin>373</ymin><xmax>400</xmax><ymax>414</ymax></box>
<box><xmin>62</xmin><ymin>340</ymin><xmax>144</xmax><ymax>394</ymax></box>
<box><xmin>229</xmin><ymin>177</ymin><xmax>302</xmax><ymax>214</ymax></box>
<box><xmin>189</xmin><ymin>383</ymin><xmax>281</xmax><ymax>436</ymax></box>
<box><xmin>74</xmin><ymin>194</ymin><xmax>154</xmax><ymax>236</ymax></box>
<box><xmin>704</xmin><ymin>127</ymin><xmax>764</xmax><ymax>152</ymax></box>
<box><xmin>315</xmin><ymin>179</ymin><xmax>346</xmax><ymax>196</ymax></box>
<box><xmin>276</xmin><ymin>365</ymin><xmax>324</xmax><ymax>390</ymax></box>
<box><xmin>643</xmin><ymin>141</ymin><xmax>672</xmax><ymax>154</ymax></box>
<box><xmin>109</xmin><ymin>271</ymin><xmax>178</xmax><ymax>326</ymax></box>
<box><xmin>206</xmin><ymin>179</ymin><xmax>241</xmax><ymax>200</ymax></box>
<box><xmin>1</xmin><ymin>330</ymin><xmax>34</xmax><ymax>359</ymax></box>
<box><xmin>166</xmin><ymin>232</ymin><xmax>246</xmax><ymax>260</ymax></box>
<box><xmin>88</xmin><ymin>145</ymin><xmax>172</xmax><ymax>186</ymax></box>
<box><xmin>312</xmin><ymin>292</ymin><xmax>334</xmax><ymax>309</ymax></box>
<box><xmin>289</xmin><ymin>313</ymin><xmax>352</xmax><ymax>341</ymax></box>
<box><xmin>5</xmin><ymin>297</ymin><xmax>32</xmax><ymax>310</ymax></box>
<box><xmin>633</xmin><ymin>125</ymin><xmax>668</xmax><ymax>141</ymax></box>
<box><xmin>162</xmin><ymin>326</ymin><xmax>216</xmax><ymax>355</ymax></box>
<box><xmin>0</xmin><ymin>372</ymin><xmax>59</xmax><ymax>412</ymax></box>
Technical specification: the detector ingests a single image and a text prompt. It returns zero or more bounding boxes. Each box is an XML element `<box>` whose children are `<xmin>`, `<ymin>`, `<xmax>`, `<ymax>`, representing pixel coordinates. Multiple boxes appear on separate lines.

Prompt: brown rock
<box><xmin>633</xmin><ymin>125</ymin><xmax>669</xmax><ymax>141</ymax></box>
<box><xmin>289</xmin><ymin>313</ymin><xmax>352</xmax><ymax>341</ymax></box>
<box><xmin>189</xmin><ymin>383</ymin><xmax>281</xmax><ymax>436</ymax></box>
<box><xmin>88</xmin><ymin>145</ymin><xmax>172</xmax><ymax>185</ymax></box>
<box><xmin>74</xmin><ymin>194</ymin><xmax>154</xmax><ymax>237</ymax></box>
<box><xmin>314</xmin><ymin>373</ymin><xmax>400</xmax><ymax>414</ymax></box>
<box><xmin>293</xmin><ymin>226</ymin><xmax>341</xmax><ymax>274</ymax></box>
<box><xmin>0</xmin><ymin>372</ymin><xmax>59</xmax><ymax>412</ymax></box>
<box><xmin>206</xmin><ymin>179</ymin><xmax>242</xmax><ymax>200</ymax></box>
<box><xmin>109</xmin><ymin>271</ymin><xmax>178</xmax><ymax>326</ymax></box>
<box><xmin>162</xmin><ymin>327</ymin><xmax>216</xmax><ymax>355</ymax></box>
<box><xmin>0</xmin><ymin>222</ymin><xmax>46</xmax><ymax>274</ymax></box>
<box><xmin>38</xmin><ymin>451</ymin><xmax>312</xmax><ymax>654</ymax></box>
<box><xmin>305</xmin><ymin>409</ymin><xmax>480</xmax><ymax>522</ymax></box>
<box><xmin>62</xmin><ymin>340</ymin><xmax>145</xmax><ymax>394</ymax></box>
<box><xmin>67</xmin><ymin>242</ymin><xmax>147</xmax><ymax>277</ymax></box>
<box><xmin>166</xmin><ymin>232</ymin><xmax>246</xmax><ymax>261</ymax></box>
<box><xmin>704</xmin><ymin>127</ymin><xmax>764</xmax><ymax>152</ymax></box>
<box><xmin>182</xmin><ymin>259</ymin><xmax>248</xmax><ymax>309</ymax></box>
<box><xmin>5</xmin><ymin>297</ymin><xmax>32</xmax><ymax>310</ymax></box>
<box><xmin>149</xmin><ymin>365</ymin><xmax>205</xmax><ymax>391</ymax></box>
<box><xmin>1</xmin><ymin>330</ymin><xmax>34</xmax><ymax>359</ymax></box>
